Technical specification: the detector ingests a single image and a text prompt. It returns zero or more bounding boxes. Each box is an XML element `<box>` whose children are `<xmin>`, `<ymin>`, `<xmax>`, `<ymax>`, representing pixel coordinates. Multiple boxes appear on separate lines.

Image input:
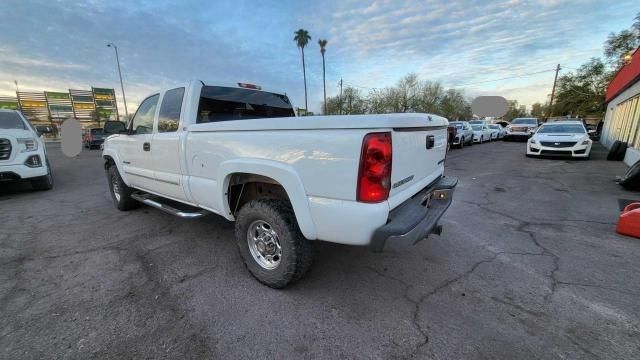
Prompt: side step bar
<box><xmin>131</xmin><ymin>192</ymin><xmax>207</xmax><ymax>219</ymax></box>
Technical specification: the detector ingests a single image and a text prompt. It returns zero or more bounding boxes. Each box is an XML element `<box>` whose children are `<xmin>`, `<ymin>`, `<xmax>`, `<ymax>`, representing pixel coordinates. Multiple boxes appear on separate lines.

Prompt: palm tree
<box><xmin>318</xmin><ymin>39</ymin><xmax>328</xmax><ymax>114</ymax></box>
<box><xmin>294</xmin><ymin>29</ymin><xmax>311</xmax><ymax>112</ymax></box>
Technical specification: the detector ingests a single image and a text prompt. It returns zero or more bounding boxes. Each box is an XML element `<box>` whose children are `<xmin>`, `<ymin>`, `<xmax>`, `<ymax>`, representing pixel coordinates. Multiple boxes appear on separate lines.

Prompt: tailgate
<box><xmin>388</xmin><ymin>126</ymin><xmax>447</xmax><ymax>209</ymax></box>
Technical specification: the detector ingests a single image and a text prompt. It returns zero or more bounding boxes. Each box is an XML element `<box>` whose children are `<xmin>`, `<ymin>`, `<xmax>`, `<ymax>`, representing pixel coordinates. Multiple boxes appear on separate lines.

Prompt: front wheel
<box><xmin>31</xmin><ymin>158</ymin><xmax>53</xmax><ymax>191</ymax></box>
<box><xmin>107</xmin><ymin>165</ymin><xmax>139</xmax><ymax>211</ymax></box>
<box><xmin>459</xmin><ymin>137</ymin><xmax>464</xmax><ymax>149</ymax></box>
<box><xmin>235</xmin><ymin>199</ymin><xmax>313</xmax><ymax>288</ymax></box>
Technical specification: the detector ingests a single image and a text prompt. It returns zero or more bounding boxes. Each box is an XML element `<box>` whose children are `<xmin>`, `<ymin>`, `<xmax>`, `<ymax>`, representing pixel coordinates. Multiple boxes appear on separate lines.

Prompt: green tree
<box><xmin>318</xmin><ymin>39</ymin><xmax>328</xmax><ymax>115</ymax></box>
<box><xmin>503</xmin><ymin>100</ymin><xmax>526</xmax><ymax>120</ymax></box>
<box><xmin>604</xmin><ymin>12</ymin><xmax>640</xmax><ymax>69</ymax></box>
<box><xmin>294</xmin><ymin>29</ymin><xmax>311</xmax><ymax>112</ymax></box>
<box><xmin>530</xmin><ymin>102</ymin><xmax>546</xmax><ymax>118</ymax></box>
<box><xmin>325</xmin><ymin>86</ymin><xmax>367</xmax><ymax>115</ymax></box>
<box><xmin>440</xmin><ymin>89</ymin><xmax>471</xmax><ymax>120</ymax></box>
<box><xmin>552</xmin><ymin>58</ymin><xmax>611</xmax><ymax>117</ymax></box>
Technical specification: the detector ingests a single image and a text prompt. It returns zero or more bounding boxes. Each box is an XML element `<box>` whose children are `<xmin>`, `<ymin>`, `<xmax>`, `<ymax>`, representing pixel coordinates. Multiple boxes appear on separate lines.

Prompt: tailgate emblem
<box><xmin>392</xmin><ymin>175</ymin><xmax>414</xmax><ymax>189</ymax></box>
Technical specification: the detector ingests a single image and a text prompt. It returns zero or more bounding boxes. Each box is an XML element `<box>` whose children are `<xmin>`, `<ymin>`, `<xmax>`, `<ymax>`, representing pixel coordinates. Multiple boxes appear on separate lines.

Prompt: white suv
<box><xmin>0</xmin><ymin>110</ymin><xmax>53</xmax><ymax>190</ymax></box>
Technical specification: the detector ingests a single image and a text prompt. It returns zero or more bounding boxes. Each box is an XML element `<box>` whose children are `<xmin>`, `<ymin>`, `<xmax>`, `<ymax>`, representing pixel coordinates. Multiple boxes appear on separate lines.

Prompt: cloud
<box><xmin>0</xmin><ymin>0</ymin><xmax>638</xmax><ymax>114</ymax></box>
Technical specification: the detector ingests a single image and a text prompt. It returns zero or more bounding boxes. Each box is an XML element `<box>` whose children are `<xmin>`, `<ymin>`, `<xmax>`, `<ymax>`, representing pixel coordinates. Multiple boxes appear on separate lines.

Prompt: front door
<box><xmin>121</xmin><ymin>94</ymin><xmax>159</xmax><ymax>191</ymax></box>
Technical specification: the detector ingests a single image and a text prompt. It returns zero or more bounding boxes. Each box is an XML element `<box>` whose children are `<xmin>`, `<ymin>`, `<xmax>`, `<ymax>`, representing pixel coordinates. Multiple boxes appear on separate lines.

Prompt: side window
<box><xmin>158</xmin><ymin>87</ymin><xmax>185</xmax><ymax>133</ymax></box>
<box><xmin>131</xmin><ymin>94</ymin><xmax>159</xmax><ymax>135</ymax></box>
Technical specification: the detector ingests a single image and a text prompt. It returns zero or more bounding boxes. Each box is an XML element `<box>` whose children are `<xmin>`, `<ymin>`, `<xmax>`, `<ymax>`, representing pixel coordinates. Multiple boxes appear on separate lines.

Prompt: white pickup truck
<box><xmin>102</xmin><ymin>81</ymin><xmax>457</xmax><ymax>288</ymax></box>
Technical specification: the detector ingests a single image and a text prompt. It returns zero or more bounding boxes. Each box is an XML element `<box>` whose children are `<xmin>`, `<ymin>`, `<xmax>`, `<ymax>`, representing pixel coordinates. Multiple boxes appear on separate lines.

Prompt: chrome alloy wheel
<box><xmin>111</xmin><ymin>172</ymin><xmax>121</xmax><ymax>202</ymax></box>
<box><xmin>247</xmin><ymin>220</ymin><xmax>282</xmax><ymax>270</ymax></box>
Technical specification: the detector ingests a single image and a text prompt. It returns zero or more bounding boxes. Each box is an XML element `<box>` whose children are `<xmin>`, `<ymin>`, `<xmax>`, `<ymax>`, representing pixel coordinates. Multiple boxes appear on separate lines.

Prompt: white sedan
<box><xmin>471</xmin><ymin>124</ymin><xmax>493</xmax><ymax>143</ymax></box>
<box><xmin>526</xmin><ymin>121</ymin><xmax>592</xmax><ymax>158</ymax></box>
<box><xmin>488</xmin><ymin>124</ymin><xmax>506</xmax><ymax>139</ymax></box>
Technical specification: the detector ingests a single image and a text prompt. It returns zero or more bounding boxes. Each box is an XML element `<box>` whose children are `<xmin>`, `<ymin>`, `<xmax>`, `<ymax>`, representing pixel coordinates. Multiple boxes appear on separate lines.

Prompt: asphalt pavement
<box><xmin>1</xmin><ymin>141</ymin><xmax>639</xmax><ymax>359</ymax></box>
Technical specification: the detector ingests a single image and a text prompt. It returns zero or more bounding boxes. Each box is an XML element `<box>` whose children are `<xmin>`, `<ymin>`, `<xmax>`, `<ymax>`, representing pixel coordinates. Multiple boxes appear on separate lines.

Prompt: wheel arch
<box><xmin>217</xmin><ymin>159</ymin><xmax>317</xmax><ymax>240</ymax></box>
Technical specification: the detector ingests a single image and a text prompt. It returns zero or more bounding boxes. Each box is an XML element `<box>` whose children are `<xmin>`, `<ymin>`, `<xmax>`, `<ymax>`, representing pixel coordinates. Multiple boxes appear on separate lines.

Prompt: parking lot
<box><xmin>1</xmin><ymin>141</ymin><xmax>640</xmax><ymax>359</ymax></box>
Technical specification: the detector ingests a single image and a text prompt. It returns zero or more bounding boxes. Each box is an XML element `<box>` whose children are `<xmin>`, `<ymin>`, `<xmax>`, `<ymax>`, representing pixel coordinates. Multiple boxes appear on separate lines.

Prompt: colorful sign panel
<box><xmin>20</xmin><ymin>100</ymin><xmax>47</xmax><ymax>108</ymax></box>
<box><xmin>0</xmin><ymin>100</ymin><xmax>19</xmax><ymax>110</ymax></box>
<box><xmin>74</xmin><ymin>102</ymin><xmax>95</xmax><ymax>110</ymax></box>
<box><xmin>49</xmin><ymin>104</ymin><xmax>73</xmax><ymax>112</ymax></box>
<box><xmin>45</xmin><ymin>91</ymin><xmax>70</xmax><ymax>100</ymax></box>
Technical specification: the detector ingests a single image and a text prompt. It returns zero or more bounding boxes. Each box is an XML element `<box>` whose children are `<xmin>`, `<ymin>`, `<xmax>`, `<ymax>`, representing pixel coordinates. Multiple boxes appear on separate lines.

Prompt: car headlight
<box><xmin>529</xmin><ymin>138</ymin><xmax>536</xmax><ymax>144</ymax></box>
<box><xmin>581</xmin><ymin>139</ymin><xmax>591</xmax><ymax>145</ymax></box>
<box><xmin>17</xmin><ymin>138</ymin><xmax>38</xmax><ymax>152</ymax></box>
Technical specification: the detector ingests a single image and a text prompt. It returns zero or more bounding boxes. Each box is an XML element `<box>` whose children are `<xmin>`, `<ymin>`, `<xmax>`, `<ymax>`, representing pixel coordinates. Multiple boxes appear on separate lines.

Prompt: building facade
<box><xmin>0</xmin><ymin>87</ymin><xmax>119</xmax><ymax>127</ymax></box>
<box><xmin>601</xmin><ymin>48</ymin><xmax>640</xmax><ymax>166</ymax></box>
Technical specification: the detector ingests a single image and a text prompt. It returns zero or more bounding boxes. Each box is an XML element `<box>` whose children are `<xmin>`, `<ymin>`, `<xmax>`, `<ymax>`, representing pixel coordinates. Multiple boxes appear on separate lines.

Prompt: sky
<box><xmin>0</xmin><ymin>0</ymin><xmax>638</xmax><ymax>115</ymax></box>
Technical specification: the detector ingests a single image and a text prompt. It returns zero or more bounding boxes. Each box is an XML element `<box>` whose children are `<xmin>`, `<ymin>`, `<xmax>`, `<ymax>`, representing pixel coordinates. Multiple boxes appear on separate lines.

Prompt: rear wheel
<box><xmin>235</xmin><ymin>199</ymin><xmax>313</xmax><ymax>288</ymax></box>
<box><xmin>107</xmin><ymin>165</ymin><xmax>139</xmax><ymax>211</ymax></box>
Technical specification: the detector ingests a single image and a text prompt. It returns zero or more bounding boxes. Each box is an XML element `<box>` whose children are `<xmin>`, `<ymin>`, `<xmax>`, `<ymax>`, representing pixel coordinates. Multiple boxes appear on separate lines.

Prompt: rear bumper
<box><xmin>370</xmin><ymin>176</ymin><xmax>457</xmax><ymax>252</ymax></box>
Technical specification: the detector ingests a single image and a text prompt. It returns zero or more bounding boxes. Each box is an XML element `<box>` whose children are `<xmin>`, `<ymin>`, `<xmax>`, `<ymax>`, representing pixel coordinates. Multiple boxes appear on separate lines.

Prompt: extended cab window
<box><xmin>158</xmin><ymin>87</ymin><xmax>185</xmax><ymax>133</ymax></box>
<box><xmin>197</xmin><ymin>86</ymin><xmax>295</xmax><ymax>123</ymax></box>
<box><xmin>131</xmin><ymin>94</ymin><xmax>159</xmax><ymax>134</ymax></box>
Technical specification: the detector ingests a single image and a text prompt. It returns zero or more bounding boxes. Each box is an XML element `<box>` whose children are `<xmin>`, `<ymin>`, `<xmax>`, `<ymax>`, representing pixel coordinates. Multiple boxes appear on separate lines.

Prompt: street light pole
<box><xmin>107</xmin><ymin>43</ymin><xmax>129</xmax><ymax>120</ymax></box>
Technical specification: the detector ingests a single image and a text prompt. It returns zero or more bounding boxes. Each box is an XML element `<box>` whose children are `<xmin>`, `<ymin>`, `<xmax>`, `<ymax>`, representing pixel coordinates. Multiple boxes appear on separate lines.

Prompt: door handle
<box><xmin>143</xmin><ymin>142</ymin><xmax>150</xmax><ymax>151</ymax></box>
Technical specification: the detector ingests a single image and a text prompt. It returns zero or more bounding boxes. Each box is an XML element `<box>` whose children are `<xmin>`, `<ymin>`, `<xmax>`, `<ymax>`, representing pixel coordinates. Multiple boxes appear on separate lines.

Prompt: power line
<box><xmin>454</xmin><ymin>68</ymin><xmax>557</xmax><ymax>87</ymax></box>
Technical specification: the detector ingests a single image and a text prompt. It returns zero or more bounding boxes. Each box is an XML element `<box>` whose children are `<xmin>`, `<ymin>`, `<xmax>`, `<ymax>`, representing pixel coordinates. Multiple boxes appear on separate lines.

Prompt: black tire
<box><xmin>235</xmin><ymin>199</ymin><xmax>313</xmax><ymax>288</ymax></box>
<box><xmin>459</xmin><ymin>137</ymin><xmax>465</xmax><ymax>149</ymax></box>
<box><xmin>480</xmin><ymin>136</ymin><xmax>484</xmax><ymax>143</ymax></box>
<box><xmin>620</xmin><ymin>160</ymin><xmax>640</xmax><ymax>190</ymax></box>
<box><xmin>468</xmin><ymin>136</ymin><xmax>473</xmax><ymax>146</ymax></box>
<box><xmin>107</xmin><ymin>164</ymin><xmax>139</xmax><ymax>211</ymax></box>
<box><xmin>615</xmin><ymin>142</ymin><xmax>628</xmax><ymax>161</ymax></box>
<box><xmin>31</xmin><ymin>158</ymin><xmax>53</xmax><ymax>191</ymax></box>
<box><xmin>607</xmin><ymin>141</ymin><xmax>622</xmax><ymax>161</ymax></box>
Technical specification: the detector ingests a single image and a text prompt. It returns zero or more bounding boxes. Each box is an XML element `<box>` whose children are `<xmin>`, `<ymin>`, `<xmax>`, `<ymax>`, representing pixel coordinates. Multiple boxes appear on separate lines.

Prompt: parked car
<box><xmin>471</xmin><ymin>124</ymin><xmax>493</xmax><ymax>143</ymax></box>
<box><xmin>449</xmin><ymin>121</ymin><xmax>474</xmax><ymax>148</ymax></box>
<box><xmin>488</xmin><ymin>124</ymin><xmax>505</xmax><ymax>140</ymax></box>
<box><xmin>505</xmin><ymin>118</ymin><xmax>539</xmax><ymax>141</ymax></box>
<box><xmin>102</xmin><ymin>81</ymin><xmax>458</xmax><ymax>288</ymax></box>
<box><xmin>83</xmin><ymin>127</ymin><xmax>106</xmax><ymax>149</ymax></box>
<box><xmin>0</xmin><ymin>109</ymin><xmax>53</xmax><ymax>190</ymax></box>
<box><xmin>526</xmin><ymin>121</ymin><xmax>592</xmax><ymax>158</ymax></box>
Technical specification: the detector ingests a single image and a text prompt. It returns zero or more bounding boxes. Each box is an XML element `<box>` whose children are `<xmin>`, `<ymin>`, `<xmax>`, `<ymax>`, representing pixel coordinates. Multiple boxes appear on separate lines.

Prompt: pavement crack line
<box><xmin>458</xmin><ymin>199</ymin><xmax>562</xmax><ymax>302</ymax></box>
<box><xmin>366</xmin><ymin>250</ymin><xmax>511</xmax><ymax>359</ymax></box>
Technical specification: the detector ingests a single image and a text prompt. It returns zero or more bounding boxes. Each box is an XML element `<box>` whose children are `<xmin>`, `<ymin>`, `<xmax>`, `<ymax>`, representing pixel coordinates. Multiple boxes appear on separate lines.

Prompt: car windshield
<box><xmin>537</xmin><ymin>124</ymin><xmax>585</xmax><ymax>134</ymax></box>
<box><xmin>90</xmin><ymin>128</ymin><xmax>104</xmax><ymax>135</ymax></box>
<box><xmin>512</xmin><ymin>118</ymin><xmax>537</xmax><ymax>125</ymax></box>
<box><xmin>450</xmin><ymin>122</ymin><xmax>464</xmax><ymax>129</ymax></box>
<box><xmin>489</xmin><ymin>125</ymin><xmax>500</xmax><ymax>129</ymax></box>
<box><xmin>471</xmin><ymin>125</ymin><xmax>483</xmax><ymax>131</ymax></box>
<box><xmin>0</xmin><ymin>112</ymin><xmax>27</xmax><ymax>130</ymax></box>
<box><xmin>469</xmin><ymin>120</ymin><xmax>483</xmax><ymax>125</ymax></box>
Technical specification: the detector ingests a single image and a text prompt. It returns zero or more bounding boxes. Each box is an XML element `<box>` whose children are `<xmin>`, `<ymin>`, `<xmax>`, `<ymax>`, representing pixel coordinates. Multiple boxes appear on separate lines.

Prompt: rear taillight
<box><xmin>357</xmin><ymin>132</ymin><xmax>392</xmax><ymax>203</ymax></box>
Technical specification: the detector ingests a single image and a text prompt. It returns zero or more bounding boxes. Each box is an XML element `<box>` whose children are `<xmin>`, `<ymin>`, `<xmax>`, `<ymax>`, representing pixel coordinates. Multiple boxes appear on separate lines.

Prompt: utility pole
<box><xmin>107</xmin><ymin>43</ymin><xmax>129</xmax><ymax>120</ymax></box>
<box><xmin>548</xmin><ymin>64</ymin><xmax>561</xmax><ymax>117</ymax></box>
<box><xmin>339</xmin><ymin>78</ymin><xmax>343</xmax><ymax>115</ymax></box>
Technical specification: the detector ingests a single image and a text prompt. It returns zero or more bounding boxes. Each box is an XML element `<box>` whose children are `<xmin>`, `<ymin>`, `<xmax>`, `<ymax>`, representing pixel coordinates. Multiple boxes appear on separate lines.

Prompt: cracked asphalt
<box><xmin>2</xmin><ymin>141</ymin><xmax>640</xmax><ymax>359</ymax></box>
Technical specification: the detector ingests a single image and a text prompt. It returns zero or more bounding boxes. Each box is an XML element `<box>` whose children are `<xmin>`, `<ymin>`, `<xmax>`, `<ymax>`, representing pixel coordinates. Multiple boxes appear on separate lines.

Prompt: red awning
<box><xmin>606</xmin><ymin>47</ymin><xmax>640</xmax><ymax>103</ymax></box>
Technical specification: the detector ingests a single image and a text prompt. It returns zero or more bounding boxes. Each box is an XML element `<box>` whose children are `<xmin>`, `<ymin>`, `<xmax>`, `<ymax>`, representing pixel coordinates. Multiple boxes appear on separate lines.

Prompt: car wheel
<box><xmin>620</xmin><ymin>159</ymin><xmax>640</xmax><ymax>189</ymax></box>
<box><xmin>31</xmin><ymin>158</ymin><xmax>54</xmax><ymax>191</ymax></box>
<box><xmin>459</xmin><ymin>137</ymin><xmax>464</xmax><ymax>149</ymax></box>
<box><xmin>607</xmin><ymin>141</ymin><xmax>622</xmax><ymax>161</ymax></box>
<box><xmin>480</xmin><ymin>136</ymin><xmax>484</xmax><ymax>143</ymax></box>
<box><xmin>235</xmin><ymin>199</ymin><xmax>313</xmax><ymax>288</ymax></box>
<box><xmin>107</xmin><ymin>164</ymin><xmax>140</xmax><ymax>211</ymax></box>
